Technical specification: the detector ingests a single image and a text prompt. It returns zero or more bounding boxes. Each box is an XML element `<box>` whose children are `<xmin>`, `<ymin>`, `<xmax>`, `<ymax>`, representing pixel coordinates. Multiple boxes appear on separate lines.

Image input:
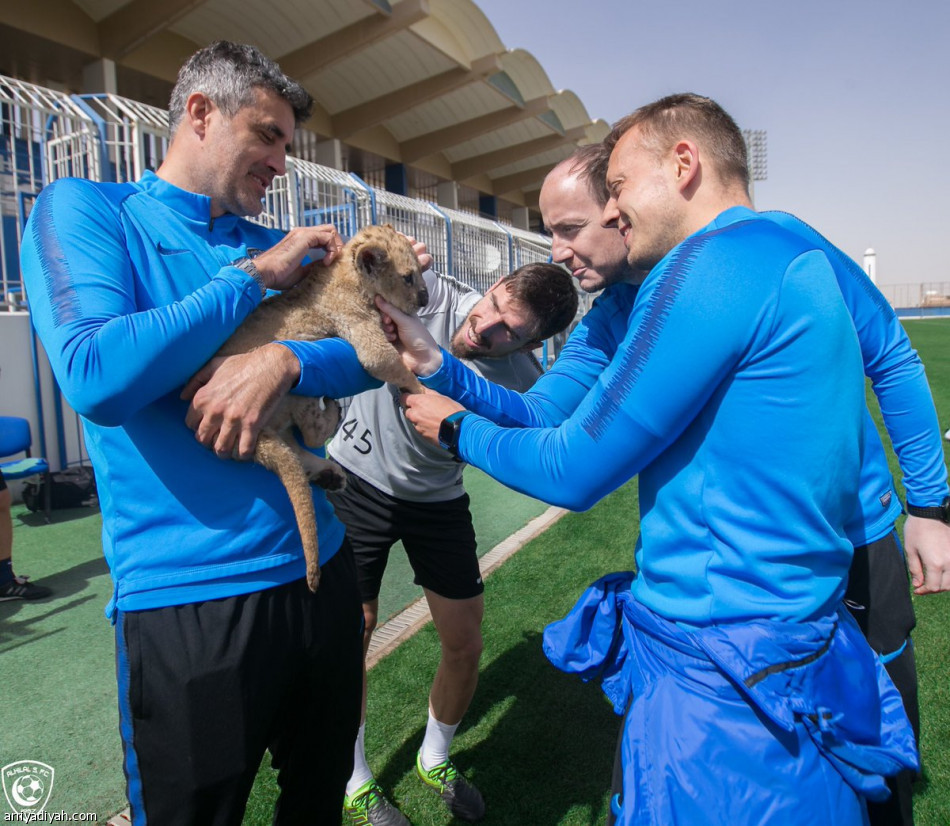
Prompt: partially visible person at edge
<box><xmin>543</xmin><ymin>143</ymin><xmax>949</xmax><ymax>826</ymax></box>
<box><xmin>20</xmin><ymin>41</ymin><xmax>389</xmax><ymax>824</ymax></box>
<box><xmin>380</xmin><ymin>93</ymin><xmax>920</xmax><ymax>825</ymax></box>
<box><xmin>0</xmin><ymin>469</ymin><xmax>52</xmax><ymax>601</ymax></box>
<box><xmin>1</xmin><ymin>366</ymin><xmax>53</xmax><ymax>602</ymax></box>
<box><xmin>331</xmin><ymin>262</ymin><xmax>577</xmax><ymax>826</ymax></box>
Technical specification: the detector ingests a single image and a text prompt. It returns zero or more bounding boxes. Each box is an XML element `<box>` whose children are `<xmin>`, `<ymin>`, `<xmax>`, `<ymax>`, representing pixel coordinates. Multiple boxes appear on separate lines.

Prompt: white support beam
<box><xmin>510</xmin><ymin>206</ymin><xmax>530</xmax><ymax>230</ymax></box>
<box><xmin>98</xmin><ymin>0</ymin><xmax>210</xmax><ymax>60</ymax></box>
<box><xmin>452</xmin><ymin>126</ymin><xmax>587</xmax><ymax>181</ymax></box>
<box><xmin>400</xmin><ymin>95</ymin><xmax>552</xmax><ymax>163</ymax></box>
<box><xmin>332</xmin><ymin>53</ymin><xmax>502</xmax><ymax>139</ymax></box>
<box><xmin>278</xmin><ymin>0</ymin><xmax>429</xmax><ymax>80</ymax></box>
<box><xmin>82</xmin><ymin>58</ymin><xmax>117</xmax><ymax>94</ymax></box>
<box><xmin>315</xmin><ymin>138</ymin><xmax>344</xmax><ymax>170</ymax></box>
<box><xmin>436</xmin><ymin>180</ymin><xmax>459</xmax><ymax>209</ymax></box>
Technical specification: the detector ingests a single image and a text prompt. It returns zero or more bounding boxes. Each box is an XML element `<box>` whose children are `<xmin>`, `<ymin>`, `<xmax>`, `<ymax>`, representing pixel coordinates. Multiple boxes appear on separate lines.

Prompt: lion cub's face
<box><xmin>349</xmin><ymin>225</ymin><xmax>429</xmax><ymax>314</ymax></box>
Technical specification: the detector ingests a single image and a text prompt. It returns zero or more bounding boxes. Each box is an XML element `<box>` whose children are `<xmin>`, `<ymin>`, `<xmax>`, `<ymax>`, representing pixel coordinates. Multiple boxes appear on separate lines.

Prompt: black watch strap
<box><xmin>906</xmin><ymin>495</ymin><xmax>950</xmax><ymax>523</ymax></box>
<box><xmin>438</xmin><ymin>410</ymin><xmax>470</xmax><ymax>460</ymax></box>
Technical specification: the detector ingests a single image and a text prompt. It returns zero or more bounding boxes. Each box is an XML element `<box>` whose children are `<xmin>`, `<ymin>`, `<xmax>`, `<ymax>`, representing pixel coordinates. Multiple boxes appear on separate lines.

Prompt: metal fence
<box><xmin>0</xmin><ymin>76</ymin><xmax>556</xmax><ymax>310</ymax></box>
<box><xmin>508</xmin><ymin>224</ymin><xmax>553</xmax><ymax>269</ymax></box>
<box><xmin>71</xmin><ymin>93</ymin><xmax>169</xmax><ymax>184</ymax></box>
<box><xmin>437</xmin><ymin>205</ymin><xmax>513</xmax><ymax>294</ymax></box>
<box><xmin>1</xmin><ymin>76</ymin><xmax>100</xmax><ymax>310</ymax></box>
<box><xmin>359</xmin><ymin>186</ymin><xmax>555</xmax><ymax>294</ymax></box>
<box><xmin>265</xmin><ymin>157</ymin><xmax>374</xmax><ymax>236</ymax></box>
<box><xmin>878</xmin><ymin>281</ymin><xmax>950</xmax><ymax>312</ymax></box>
<box><xmin>362</xmin><ymin>183</ymin><xmax>452</xmax><ymax>275</ymax></box>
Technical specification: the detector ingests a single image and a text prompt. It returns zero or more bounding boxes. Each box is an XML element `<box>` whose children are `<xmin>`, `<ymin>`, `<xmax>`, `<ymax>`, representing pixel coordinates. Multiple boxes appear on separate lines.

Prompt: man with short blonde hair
<box><xmin>388</xmin><ymin>93</ymin><xmax>919</xmax><ymax>825</ymax></box>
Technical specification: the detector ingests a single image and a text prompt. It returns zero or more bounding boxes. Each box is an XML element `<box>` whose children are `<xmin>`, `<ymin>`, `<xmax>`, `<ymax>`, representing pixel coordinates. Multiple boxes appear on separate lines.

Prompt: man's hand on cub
<box><xmin>402</xmin><ymin>389</ymin><xmax>465</xmax><ymax>446</ymax></box>
<box><xmin>402</xmin><ymin>234</ymin><xmax>433</xmax><ymax>271</ymax></box>
<box><xmin>251</xmin><ymin>224</ymin><xmax>344</xmax><ymax>291</ymax></box>
<box><xmin>375</xmin><ymin>295</ymin><xmax>443</xmax><ymax>377</ymax></box>
<box><xmin>182</xmin><ymin>343</ymin><xmax>300</xmax><ymax>459</ymax></box>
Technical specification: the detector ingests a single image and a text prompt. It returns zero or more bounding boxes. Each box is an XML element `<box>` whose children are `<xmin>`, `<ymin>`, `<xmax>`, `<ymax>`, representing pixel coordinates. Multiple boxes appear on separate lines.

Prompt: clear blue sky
<box><xmin>474</xmin><ymin>0</ymin><xmax>950</xmax><ymax>287</ymax></box>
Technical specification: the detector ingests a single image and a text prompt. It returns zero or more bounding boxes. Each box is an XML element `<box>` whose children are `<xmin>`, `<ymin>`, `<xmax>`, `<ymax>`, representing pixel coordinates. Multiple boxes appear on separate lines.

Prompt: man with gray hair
<box><xmin>21</xmin><ymin>41</ymin><xmax>383</xmax><ymax>823</ymax></box>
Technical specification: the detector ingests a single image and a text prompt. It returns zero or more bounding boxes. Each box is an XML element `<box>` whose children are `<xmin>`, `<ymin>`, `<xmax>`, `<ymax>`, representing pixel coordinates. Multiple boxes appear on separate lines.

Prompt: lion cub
<box><xmin>215</xmin><ymin>224</ymin><xmax>429</xmax><ymax>591</ymax></box>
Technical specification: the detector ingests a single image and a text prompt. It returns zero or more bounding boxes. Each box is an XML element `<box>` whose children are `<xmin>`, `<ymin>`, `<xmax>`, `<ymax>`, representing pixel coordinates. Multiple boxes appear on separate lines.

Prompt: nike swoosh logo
<box><xmin>156</xmin><ymin>242</ymin><xmax>189</xmax><ymax>255</ymax></box>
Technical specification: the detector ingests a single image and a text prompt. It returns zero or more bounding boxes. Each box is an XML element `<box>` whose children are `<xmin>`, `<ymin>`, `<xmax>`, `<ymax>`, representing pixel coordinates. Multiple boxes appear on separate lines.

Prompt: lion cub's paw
<box><xmin>313</xmin><ymin>462</ymin><xmax>347</xmax><ymax>491</ymax></box>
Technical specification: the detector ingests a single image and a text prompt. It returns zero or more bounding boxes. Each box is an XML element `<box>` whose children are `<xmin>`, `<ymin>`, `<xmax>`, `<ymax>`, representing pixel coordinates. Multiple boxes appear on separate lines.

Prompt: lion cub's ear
<box><xmin>357</xmin><ymin>246</ymin><xmax>391</xmax><ymax>279</ymax></box>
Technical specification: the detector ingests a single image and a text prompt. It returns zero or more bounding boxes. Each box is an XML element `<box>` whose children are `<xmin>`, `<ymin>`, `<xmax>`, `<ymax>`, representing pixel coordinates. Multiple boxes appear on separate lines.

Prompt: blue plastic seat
<box><xmin>0</xmin><ymin>416</ymin><xmax>51</xmax><ymax>523</ymax></box>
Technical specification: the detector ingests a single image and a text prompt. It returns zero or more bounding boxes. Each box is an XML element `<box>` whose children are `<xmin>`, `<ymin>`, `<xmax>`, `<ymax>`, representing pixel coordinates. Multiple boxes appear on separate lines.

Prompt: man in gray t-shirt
<box><xmin>331</xmin><ymin>263</ymin><xmax>577</xmax><ymax>825</ymax></box>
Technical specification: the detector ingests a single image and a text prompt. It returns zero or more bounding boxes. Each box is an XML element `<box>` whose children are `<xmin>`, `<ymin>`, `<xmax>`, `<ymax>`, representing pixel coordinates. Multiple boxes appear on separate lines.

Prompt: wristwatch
<box><xmin>906</xmin><ymin>495</ymin><xmax>950</xmax><ymax>523</ymax></box>
<box><xmin>232</xmin><ymin>256</ymin><xmax>267</xmax><ymax>298</ymax></box>
<box><xmin>438</xmin><ymin>410</ymin><xmax>471</xmax><ymax>460</ymax></box>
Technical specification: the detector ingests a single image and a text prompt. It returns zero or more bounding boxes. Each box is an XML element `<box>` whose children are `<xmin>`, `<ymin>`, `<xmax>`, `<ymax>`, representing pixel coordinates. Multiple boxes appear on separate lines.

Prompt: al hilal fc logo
<box><xmin>2</xmin><ymin>761</ymin><xmax>54</xmax><ymax>814</ymax></box>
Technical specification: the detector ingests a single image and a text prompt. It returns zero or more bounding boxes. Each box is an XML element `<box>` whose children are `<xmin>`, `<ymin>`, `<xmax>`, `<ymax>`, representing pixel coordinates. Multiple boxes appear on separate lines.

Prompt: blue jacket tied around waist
<box><xmin>543</xmin><ymin>573</ymin><xmax>918</xmax><ymax>826</ymax></box>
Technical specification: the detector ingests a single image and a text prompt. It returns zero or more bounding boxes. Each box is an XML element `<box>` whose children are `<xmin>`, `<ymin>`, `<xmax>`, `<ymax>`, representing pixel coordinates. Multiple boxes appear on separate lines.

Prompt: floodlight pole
<box><xmin>742</xmin><ymin>129</ymin><xmax>768</xmax><ymax>206</ymax></box>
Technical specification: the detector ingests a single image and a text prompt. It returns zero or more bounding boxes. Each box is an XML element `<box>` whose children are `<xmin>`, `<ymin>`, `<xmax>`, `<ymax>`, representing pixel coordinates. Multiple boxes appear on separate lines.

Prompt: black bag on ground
<box><xmin>23</xmin><ymin>466</ymin><xmax>97</xmax><ymax>512</ymax></box>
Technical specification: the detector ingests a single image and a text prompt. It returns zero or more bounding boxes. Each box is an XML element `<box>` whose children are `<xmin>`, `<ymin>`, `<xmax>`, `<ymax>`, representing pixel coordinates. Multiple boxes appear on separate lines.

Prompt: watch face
<box><xmin>438</xmin><ymin>412</ymin><xmax>468</xmax><ymax>457</ymax></box>
<box><xmin>438</xmin><ymin>417</ymin><xmax>456</xmax><ymax>450</ymax></box>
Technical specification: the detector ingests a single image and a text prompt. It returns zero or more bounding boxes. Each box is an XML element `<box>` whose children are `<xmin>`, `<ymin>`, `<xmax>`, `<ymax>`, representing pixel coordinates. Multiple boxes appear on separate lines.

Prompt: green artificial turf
<box><xmin>0</xmin><ymin>505</ymin><xmax>127</xmax><ymax>820</ymax></box>
<box><xmin>4</xmin><ymin>320</ymin><xmax>948</xmax><ymax>824</ymax></box>
<box><xmin>0</xmin><ymin>466</ymin><xmax>552</xmax><ymax>822</ymax></box>
<box><xmin>245</xmin><ymin>481</ymin><xmax>640</xmax><ymax>825</ymax></box>
<box><xmin>865</xmin><ymin>319</ymin><xmax>950</xmax><ymax>822</ymax></box>
<box><xmin>251</xmin><ymin>319</ymin><xmax>950</xmax><ymax>825</ymax></box>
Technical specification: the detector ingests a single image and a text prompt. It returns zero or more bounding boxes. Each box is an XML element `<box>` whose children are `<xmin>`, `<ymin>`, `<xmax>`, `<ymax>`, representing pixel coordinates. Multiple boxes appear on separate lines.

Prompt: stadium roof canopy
<box><xmin>0</xmin><ymin>0</ymin><xmax>609</xmax><ymax>220</ymax></box>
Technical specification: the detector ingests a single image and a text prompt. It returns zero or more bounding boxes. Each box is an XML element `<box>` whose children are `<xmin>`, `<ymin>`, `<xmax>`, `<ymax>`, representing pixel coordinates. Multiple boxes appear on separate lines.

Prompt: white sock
<box><xmin>419</xmin><ymin>708</ymin><xmax>460</xmax><ymax>771</ymax></box>
<box><xmin>346</xmin><ymin>723</ymin><xmax>375</xmax><ymax>797</ymax></box>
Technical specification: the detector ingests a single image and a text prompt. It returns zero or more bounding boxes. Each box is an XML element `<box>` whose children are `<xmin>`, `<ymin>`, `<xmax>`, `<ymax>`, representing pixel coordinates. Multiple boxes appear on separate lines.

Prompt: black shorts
<box><xmin>848</xmin><ymin>530</ymin><xmax>919</xmax><ymax>826</ymax></box>
<box><xmin>845</xmin><ymin>530</ymin><xmax>917</xmax><ymax>659</ymax></box>
<box><xmin>0</xmin><ymin>469</ymin><xmax>6</xmax><ymax>491</ymax></box>
<box><xmin>328</xmin><ymin>469</ymin><xmax>484</xmax><ymax>602</ymax></box>
<box><xmin>845</xmin><ymin>530</ymin><xmax>920</xmax><ymax>735</ymax></box>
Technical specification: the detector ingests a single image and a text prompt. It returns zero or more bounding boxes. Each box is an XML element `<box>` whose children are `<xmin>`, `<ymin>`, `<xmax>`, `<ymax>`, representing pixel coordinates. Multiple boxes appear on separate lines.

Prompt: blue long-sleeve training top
<box><xmin>423</xmin><ymin>212</ymin><xmax>949</xmax><ymax>549</ymax></box>
<box><xmin>20</xmin><ymin>172</ymin><xmax>376</xmax><ymax>616</ymax></box>
<box><xmin>426</xmin><ymin>207</ymin><xmax>867</xmax><ymax>625</ymax></box>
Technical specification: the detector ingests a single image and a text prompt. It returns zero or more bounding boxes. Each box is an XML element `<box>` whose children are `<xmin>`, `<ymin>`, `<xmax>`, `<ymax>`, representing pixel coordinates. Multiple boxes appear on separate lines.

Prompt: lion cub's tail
<box><xmin>254</xmin><ymin>431</ymin><xmax>321</xmax><ymax>592</ymax></box>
